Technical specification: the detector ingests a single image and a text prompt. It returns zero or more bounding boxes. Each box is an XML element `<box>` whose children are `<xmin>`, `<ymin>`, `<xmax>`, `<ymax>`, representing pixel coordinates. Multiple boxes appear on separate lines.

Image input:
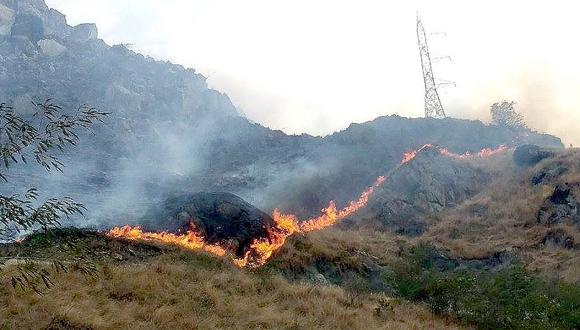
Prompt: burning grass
<box><xmin>106</xmin><ymin>144</ymin><xmax>509</xmax><ymax>270</ymax></box>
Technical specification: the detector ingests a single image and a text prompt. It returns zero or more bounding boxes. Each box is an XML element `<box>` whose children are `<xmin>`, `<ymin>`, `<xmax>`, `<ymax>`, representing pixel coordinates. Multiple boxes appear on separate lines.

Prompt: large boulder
<box><xmin>513</xmin><ymin>144</ymin><xmax>555</xmax><ymax>167</ymax></box>
<box><xmin>144</xmin><ymin>192</ymin><xmax>275</xmax><ymax>256</ymax></box>
<box><xmin>37</xmin><ymin>37</ymin><xmax>65</xmax><ymax>57</ymax></box>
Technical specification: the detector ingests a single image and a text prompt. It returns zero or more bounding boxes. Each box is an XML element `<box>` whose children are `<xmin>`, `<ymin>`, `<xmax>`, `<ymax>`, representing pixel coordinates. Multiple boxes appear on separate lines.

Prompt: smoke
<box><xmin>448</xmin><ymin>64</ymin><xmax>580</xmax><ymax>147</ymax></box>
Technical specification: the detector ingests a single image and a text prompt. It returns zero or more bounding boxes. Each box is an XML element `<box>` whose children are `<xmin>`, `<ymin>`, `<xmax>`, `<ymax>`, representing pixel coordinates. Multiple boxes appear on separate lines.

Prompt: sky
<box><xmin>46</xmin><ymin>0</ymin><xmax>580</xmax><ymax>145</ymax></box>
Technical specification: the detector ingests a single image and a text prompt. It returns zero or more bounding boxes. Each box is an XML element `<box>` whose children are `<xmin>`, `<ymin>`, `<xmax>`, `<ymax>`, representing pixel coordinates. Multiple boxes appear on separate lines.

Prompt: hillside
<box><xmin>0</xmin><ymin>0</ymin><xmax>563</xmax><ymax>228</ymax></box>
<box><xmin>1</xmin><ymin>1</ymin><xmax>579</xmax><ymax>329</ymax></box>
<box><xmin>425</xmin><ymin>147</ymin><xmax>580</xmax><ymax>283</ymax></box>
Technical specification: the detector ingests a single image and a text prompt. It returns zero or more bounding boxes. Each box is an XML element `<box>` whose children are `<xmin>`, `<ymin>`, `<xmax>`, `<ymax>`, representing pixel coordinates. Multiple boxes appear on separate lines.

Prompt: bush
<box><xmin>390</xmin><ymin>244</ymin><xmax>580</xmax><ymax>329</ymax></box>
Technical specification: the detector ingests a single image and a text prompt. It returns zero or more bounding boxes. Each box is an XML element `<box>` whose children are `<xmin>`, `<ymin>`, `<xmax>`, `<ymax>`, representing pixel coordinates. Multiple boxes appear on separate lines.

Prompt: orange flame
<box><xmin>402</xmin><ymin>144</ymin><xmax>509</xmax><ymax>164</ymax></box>
<box><xmin>107</xmin><ymin>145</ymin><xmax>508</xmax><ymax>268</ymax></box>
<box><xmin>401</xmin><ymin>144</ymin><xmax>434</xmax><ymax>164</ymax></box>
<box><xmin>106</xmin><ymin>176</ymin><xmax>386</xmax><ymax>268</ymax></box>
<box><xmin>439</xmin><ymin>145</ymin><xmax>509</xmax><ymax>159</ymax></box>
<box><xmin>107</xmin><ymin>225</ymin><xmax>227</xmax><ymax>257</ymax></box>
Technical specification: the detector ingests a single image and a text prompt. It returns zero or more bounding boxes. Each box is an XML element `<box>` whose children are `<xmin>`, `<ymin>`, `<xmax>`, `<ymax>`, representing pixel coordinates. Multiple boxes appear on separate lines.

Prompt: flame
<box><xmin>107</xmin><ymin>225</ymin><xmax>227</xmax><ymax>257</ymax></box>
<box><xmin>402</xmin><ymin>144</ymin><xmax>509</xmax><ymax>164</ymax></box>
<box><xmin>106</xmin><ymin>176</ymin><xmax>386</xmax><ymax>268</ymax></box>
<box><xmin>439</xmin><ymin>145</ymin><xmax>509</xmax><ymax>159</ymax></box>
<box><xmin>107</xmin><ymin>145</ymin><xmax>508</xmax><ymax>268</ymax></box>
<box><xmin>401</xmin><ymin>144</ymin><xmax>433</xmax><ymax>164</ymax></box>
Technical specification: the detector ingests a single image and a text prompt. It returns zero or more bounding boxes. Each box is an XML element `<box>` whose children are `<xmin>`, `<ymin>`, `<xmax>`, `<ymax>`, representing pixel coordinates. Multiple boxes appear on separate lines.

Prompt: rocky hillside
<box><xmin>425</xmin><ymin>146</ymin><xmax>580</xmax><ymax>283</ymax></box>
<box><xmin>346</xmin><ymin>146</ymin><xmax>492</xmax><ymax>235</ymax></box>
<box><xmin>0</xmin><ymin>0</ymin><xmax>564</xmax><ymax>228</ymax></box>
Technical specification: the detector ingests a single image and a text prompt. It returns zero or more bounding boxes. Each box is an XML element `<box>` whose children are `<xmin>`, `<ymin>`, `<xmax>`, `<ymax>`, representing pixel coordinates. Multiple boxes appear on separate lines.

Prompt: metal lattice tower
<box><xmin>417</xmin><ymin>14</ymin><xmax>446</xmax><ymax>118</ymax></box>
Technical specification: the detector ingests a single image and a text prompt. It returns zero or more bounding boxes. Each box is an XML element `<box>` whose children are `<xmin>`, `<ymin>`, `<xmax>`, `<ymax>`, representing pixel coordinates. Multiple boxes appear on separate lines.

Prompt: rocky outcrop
<box><xmin>68</xmin><ymin>23</ymin><xmax>97</xmax><ymax>43</ymax></box>
<box><xmin>0</xmin><ymin>3</ymin><xmax>14</xmax><ymax>36</ymax></box>
<box><xmin>347</xmin><ymin>146</ymin><xmax>491</xmax><ymax>235</ymax></box>
<box><xmin>144</xmin><ymin>192</ymin><xmax>275</xmax><ymax>256</ymax></box>
<box><xmin>538</xmin><ymin>183</ymin><xmax>580</xmax><ymax>226</ymax></box>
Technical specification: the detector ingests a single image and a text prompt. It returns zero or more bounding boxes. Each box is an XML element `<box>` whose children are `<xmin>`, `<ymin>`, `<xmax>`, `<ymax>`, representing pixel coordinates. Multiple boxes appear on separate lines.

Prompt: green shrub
<box><xmin>390</xmin><ymin>244</ymin><xmax>580</xmax><ymax>329</ymax></box>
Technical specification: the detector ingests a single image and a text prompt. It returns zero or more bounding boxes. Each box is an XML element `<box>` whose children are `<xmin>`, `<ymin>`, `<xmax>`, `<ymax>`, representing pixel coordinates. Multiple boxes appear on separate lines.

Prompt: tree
<box><xmin>490</xmin><ymin>101</ymin><xmax>527</xmax><ymax>130</ymax></box>
<box><xmin>0</xmin><ymin>100</ymin><xmax>108</xmax><ymax>292</ymax></box>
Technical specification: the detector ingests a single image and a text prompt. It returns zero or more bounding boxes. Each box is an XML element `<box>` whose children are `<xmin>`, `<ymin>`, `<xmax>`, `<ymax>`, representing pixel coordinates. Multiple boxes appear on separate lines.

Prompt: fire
<box><xmin>106</xmin><ymin>175</ymin><xmax>387</xmax><ymax>268</ymax></box>
<box><xmin>107</xmin><ymin>225</ymin><xmax>227</xmax><ymax>257</ymax></box>
<box><xmin>107</xmin><ymin>144</ymin><xmax>508</xmax><ymax>268</ymax></box>
<box><xmin>402</xmin><ymin>144</ymin><xmax>509</xmax><ymax>164</ymax></box>
<box><xmin>401</xmin><ymin>144</ymin><xmax>433</xmax><ymax>164</ymax></box>
<box><xmin>439</xmin><ymin>145</ymin><xmax>508</xmax><ymax>159</ymax></box>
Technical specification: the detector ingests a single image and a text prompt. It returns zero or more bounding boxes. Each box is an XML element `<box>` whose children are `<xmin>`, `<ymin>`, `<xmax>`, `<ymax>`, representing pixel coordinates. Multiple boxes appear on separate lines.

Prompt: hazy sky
<box><xmin>46</xmin><ymin>0</ymin><xmax>580</xmax><ymax>145</ymax></box>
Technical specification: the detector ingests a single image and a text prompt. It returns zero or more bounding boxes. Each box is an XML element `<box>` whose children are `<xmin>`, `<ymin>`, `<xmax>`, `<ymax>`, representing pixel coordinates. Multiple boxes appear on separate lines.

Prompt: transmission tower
<box><xmin>417</xmin><ymin>14</ymin><xmax>446</xmax><ymax>118</ymax></box>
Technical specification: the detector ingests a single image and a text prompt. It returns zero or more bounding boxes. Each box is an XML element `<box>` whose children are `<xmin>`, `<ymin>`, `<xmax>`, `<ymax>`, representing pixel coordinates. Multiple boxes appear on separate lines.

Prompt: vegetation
<box><xmin>427</xmin><ymin>149</ymin><xmax>580</xmax><ymax>283</ymax></box>
<box><xmin>0</xmin><ymin>100</ymin><xmax>107</xmax><ymax>292</ymax></box>
<box><xmin>390</xmin><ymin>243</ymin><xmax>580</xmax><ymax>329</ymax></box>
<box><xmin>490</xmin><ymin>101</ymin><xmax>527</xmax><ymax>130</ymax></box>
<box><xmin>0</xmin><ymin>246</ymin><xmax>458</xmax><ymax>329</ymax></box>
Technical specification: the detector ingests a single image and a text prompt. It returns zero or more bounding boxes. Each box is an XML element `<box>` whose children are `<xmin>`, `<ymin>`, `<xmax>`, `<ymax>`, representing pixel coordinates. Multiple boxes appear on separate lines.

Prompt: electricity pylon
<box><xmin>417</xmin><ymin>14</ymin><xmax>447</xmax><ymax>118</ymax></box>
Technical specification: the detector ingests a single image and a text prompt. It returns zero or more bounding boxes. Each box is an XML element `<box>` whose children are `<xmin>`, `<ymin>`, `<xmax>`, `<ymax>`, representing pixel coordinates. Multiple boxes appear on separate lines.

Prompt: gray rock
<box><xmin>42</xmin><ymin>8</ymin><xmax>69</xmax><ymax>38</ymax></box>
<box><xmin>532</xmin><ymin>164</ymin><xmax>567</xmax><ymax>185</ymax></box>
<box><xmin>68</xmin><ymin>23</ymin><xmax>97</xmax><ymax>43</ymax></box>
<box><xmin>143</xmin><ymin>192</ymin><xmax>275</xmax><ymax>257</ymax></box>
<box><xmin>348</xmin><ymin>146</ymin><xmax>491</xmax><ymax>235</ymax></box>
<box><xmin>11</xmin><ymin>13</ymin><xmax>43</xmax><ymax>42</ymax></box>
<box><xmin>0</xmin><ymin>3</ymin><xmax>14</xmax><ymax>36</ymax></box>
<box><xmin>538</xmin><ymin>183</ymin><xmax>580</xmax><ymax>225</ymax></box>
<box><xmin>37</xmin><ymin>37</ymin><xmax>65</xmax><ymax>57</ymax></box>
<box><xmin>513</xmin><ymin>144</ymin><xmax>555</xmax><ymax>167</ymax></box>
<box><xmin>312</xmin><ymin>273</ymin><xmax>329</xmax><ymax>285</ymax></box>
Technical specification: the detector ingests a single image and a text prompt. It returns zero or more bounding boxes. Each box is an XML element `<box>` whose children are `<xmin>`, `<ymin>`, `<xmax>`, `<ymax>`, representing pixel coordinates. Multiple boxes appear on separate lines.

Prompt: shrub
<box><xmin>390</xmin><ymin>244</ymin><xmax>580</xmax><ymax>329</ymax></box>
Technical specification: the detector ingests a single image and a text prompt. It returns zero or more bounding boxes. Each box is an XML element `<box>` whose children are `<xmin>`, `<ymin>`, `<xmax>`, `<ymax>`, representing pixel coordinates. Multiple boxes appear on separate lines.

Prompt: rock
<box><xmin>0</xmin><ymin>3</ymin><xmax>15</xmax><ymax>36</ymax></box>
<box><xmin>68</xmin><ymin>23</ymin><xmax>97</xmax><ymax>43</ymax></box>
<box><xmin>538</xmin><ymin>183</ymin><xmax>580</xmax><ymax>225</ymax></box>
<box><xmin>144</xmin><ymin>192</ymin><xmax>275</xmax><ymax>257</ymax></box>
<box><xmin>550</xmin><ymin>184</ymin><xmax>572</xmax><ymax>205</ymax></box>
<box><xmin>542</xmin><ymin>230</ymin><xmax>575</xmax><ymax>249</ymax></box>
<box><xmin>11</xmin><ymin>13</ymin><xmax>43</xmax><ymax>42</ymax></box>
<box><xmin>10</xmin><ymin>34</ymin><xmax>36</xmax><ymax>55</ymax></box>
<box><xmin>42</xmin><ymin>8</ymin><xmax>69</xmax><ymax>38</ymax></box>
<box><xmin>37</xmin><ymin>38</ymin><xmax>65</xmax><ymax>57</ymax></box>
<box><xmin>312</xmin><ymin>273</ymin><xmax>329</xmax><ymax>285</ymax></box>
<box><xmin>513</xmin><ymin>144</ymin><xmax>555</xmax><ymax>167</ymax></box>
<box><xmin>531</xmin><ymin>164</ymin><xmax>567</xmax><ymax>185</ymax></box>
<box><xmin>111</xmin><ymin>252</ymin><xmax>124</xmax><ymax>261</ymax></box>
<box><xmin>349</xmin><ymin>145</ymin><xmax>490</xmax><ymax>235</ymax></box>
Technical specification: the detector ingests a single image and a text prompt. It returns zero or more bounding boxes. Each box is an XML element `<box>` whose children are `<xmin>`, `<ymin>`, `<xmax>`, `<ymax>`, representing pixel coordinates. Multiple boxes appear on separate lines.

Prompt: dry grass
<box><xmin>0</xmin><ymin>250</ymin><xmax>461</xmax><ymax>330</ymax></box>
<box><xmin>271</xmin><ymin>228</ymin><xmax>406</xmax><ymax>271</ymax></box>
<box><xmin>424</xmin><ymin>149</ymin><xmax>580</xmax><ymax>283</ymax></box>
